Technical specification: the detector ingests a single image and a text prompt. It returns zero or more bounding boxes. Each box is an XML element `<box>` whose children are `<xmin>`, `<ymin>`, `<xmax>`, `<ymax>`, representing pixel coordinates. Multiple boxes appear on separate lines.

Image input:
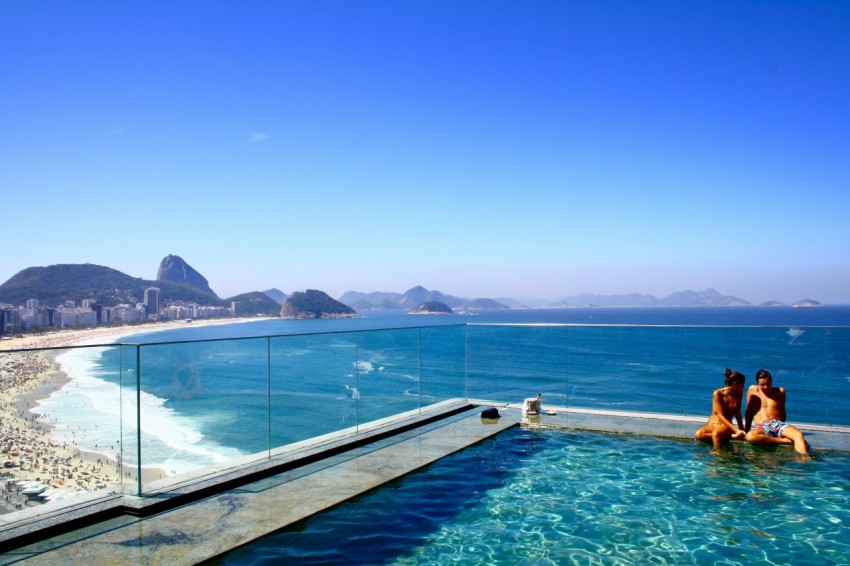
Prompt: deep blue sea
<box><xmin>32</xmin><ymin>307</ymin><xmax>850</xmax><ymax>477</ymax></box>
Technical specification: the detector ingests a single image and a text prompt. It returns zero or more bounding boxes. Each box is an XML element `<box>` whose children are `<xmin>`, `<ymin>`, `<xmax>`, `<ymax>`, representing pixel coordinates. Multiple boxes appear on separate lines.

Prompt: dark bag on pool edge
<box><xmin>481</xmin><ymin>408</ymin><xmax>500</xmax><ymax>419</ymax></box>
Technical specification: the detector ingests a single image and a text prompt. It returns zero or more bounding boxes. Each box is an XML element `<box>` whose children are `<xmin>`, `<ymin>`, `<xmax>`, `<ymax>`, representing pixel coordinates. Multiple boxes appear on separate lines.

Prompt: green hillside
<box><xmin>280</xmin><ymin>290</ymin><xmax>357</xmax><ymax>318</ymax></box>
<box><xmin>0</xmin><ymin>264</ymin><xmax>225</xmax><ymax>308</ymax></box>
<box><xmin>227</xmin><ymin>292</ymin><xmax>282</xmax><ymax>316</ymax></box>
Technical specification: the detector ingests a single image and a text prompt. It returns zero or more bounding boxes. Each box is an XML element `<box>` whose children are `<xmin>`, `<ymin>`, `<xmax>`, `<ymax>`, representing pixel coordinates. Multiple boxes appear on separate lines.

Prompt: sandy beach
<box><xmin>0</xmin><ymin>317</ymin><xmax>268</xmax><ymax>513</ymax></box>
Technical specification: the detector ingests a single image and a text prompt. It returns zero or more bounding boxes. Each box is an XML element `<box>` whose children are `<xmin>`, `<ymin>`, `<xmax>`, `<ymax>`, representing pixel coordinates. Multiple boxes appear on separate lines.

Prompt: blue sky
<box><xmin>2</xmin><ymin>1</ymin><xmax>848</xmax><ymax>304</ymax></box>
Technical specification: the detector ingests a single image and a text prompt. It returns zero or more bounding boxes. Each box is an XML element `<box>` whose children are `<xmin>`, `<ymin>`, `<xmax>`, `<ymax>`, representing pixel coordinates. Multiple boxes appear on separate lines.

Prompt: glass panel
<box><xmin>679</xmin><ymin>326</ymin><xmax>756</xmax><ymax>419</ymax></box>
<box><xmin>49</xmin><ymin>344</ymin><xmax>131</xmax><ymax>492</ymax></box>
<box><xmin>822</xmin><ymin>327</ymin><xmax>850</xmax><ymax>426</ymax></box>
<box><xmin>726</xmin><ymin>325</ymin><xmax>850</xmax><ymax>427</ymax></box>
<box><xmin>564</xmin><ymin>325</ymin><xmax>686</xmax><ymax>414</ymax></box>
<box><xmin>681</xmin><ymin>325</ymin><xmax>848</xmax><ymax>426</ymax></box>
<box><xmin>466</xmin><ymin>325</ymin><xmax>568</xmax><ymax>406</ymax></box>
<box><xmin>356</xmin><ymin>328</ymin><xmax>421</xmax><ymax>425</ymax></box>
<box><xmin>420</xmin><ymin>325</ymin><xmax>466</xmax><ymax>406</ymax></box>
<box><xmin>0</xmin><ymin>343</ymin><xmax>129</xmax><ymax>518</ymax></box>
<box><xmin>269</xmin><ymin>332</ymin><xmax>358</xmax><ymax>447</ymax></box>
<box><xmin>136</xmin><ymin>337</ymin><xmax>269</xmax><ymax>492</ymax></box>
<box><xmin>464</xmin><ymin>323</ymin><xmax>850</xmax><ymax>428</ymax></box>
<box><xmin>118</xmin><ymin>344</ymin><xmax>139</xmax><ymax>494</ymax></box>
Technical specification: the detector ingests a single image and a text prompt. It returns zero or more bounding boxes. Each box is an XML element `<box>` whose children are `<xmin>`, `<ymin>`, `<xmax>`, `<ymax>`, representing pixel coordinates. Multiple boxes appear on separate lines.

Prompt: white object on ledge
<box><xmin>522</xmin><ymin>394</ymin><xmax>541</xmax><ymax>416</ymax></box>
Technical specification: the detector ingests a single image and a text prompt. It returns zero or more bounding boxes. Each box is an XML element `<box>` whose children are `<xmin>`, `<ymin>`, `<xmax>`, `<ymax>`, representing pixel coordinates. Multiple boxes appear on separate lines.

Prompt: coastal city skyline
<box><xmin>3</xmin><ymin>2</ymin><xmax>848</xmax><ymax>305</ymax></box>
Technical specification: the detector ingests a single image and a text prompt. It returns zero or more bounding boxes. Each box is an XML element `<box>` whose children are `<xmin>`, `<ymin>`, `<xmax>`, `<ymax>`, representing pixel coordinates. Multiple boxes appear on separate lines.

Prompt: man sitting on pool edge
<box><xmin>744</xmin><ymin>368</ymin><xmax>812</xmax><ymax>460</ymax></box>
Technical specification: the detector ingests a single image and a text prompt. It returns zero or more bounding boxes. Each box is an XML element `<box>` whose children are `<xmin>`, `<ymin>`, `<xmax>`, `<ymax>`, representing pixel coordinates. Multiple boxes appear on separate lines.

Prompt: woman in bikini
<box><xmin>695</xmin><ymin>368</ymin><xmax>746</xmax><ymax>453</ymax></box>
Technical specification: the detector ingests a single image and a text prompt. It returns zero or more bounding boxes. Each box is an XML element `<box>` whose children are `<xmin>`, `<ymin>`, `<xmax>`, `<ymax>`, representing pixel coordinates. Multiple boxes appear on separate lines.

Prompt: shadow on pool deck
<box><xmin>2</xmin><ymin>402</ymin><xmax>848</xmax><ymax>565</ymax></box>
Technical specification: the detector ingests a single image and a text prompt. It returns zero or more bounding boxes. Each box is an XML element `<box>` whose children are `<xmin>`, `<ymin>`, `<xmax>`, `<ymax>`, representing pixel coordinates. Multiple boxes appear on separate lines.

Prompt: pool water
<box><xmin>213</xmin><ymin>428</ymin><xmax>850</xmax><ymax>565</ymax></box>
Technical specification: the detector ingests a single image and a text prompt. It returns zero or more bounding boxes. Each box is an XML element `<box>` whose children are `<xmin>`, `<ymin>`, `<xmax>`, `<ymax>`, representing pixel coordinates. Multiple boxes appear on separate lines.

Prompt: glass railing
<box><xmin>465</xmin><ymin>324</ymin><xmax>850</xmax><ymax>425</ymax></box>
<box><xmin>128</xmin><ymin>326</ymin><xmax>470</xmax><ymax>492</ymax></box>
<box><xmin>1</xmin><ymin>323</ymin><xmax>848</xmax><ymax>530</ymax></box>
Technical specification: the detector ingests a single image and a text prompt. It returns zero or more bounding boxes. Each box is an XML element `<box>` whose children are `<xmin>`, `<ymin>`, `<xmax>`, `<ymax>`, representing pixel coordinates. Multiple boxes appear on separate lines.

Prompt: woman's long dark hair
<box><xmin>724</xmin><ymin>368</ymin><xmax>745</xmax><ymax>386</ymax></box>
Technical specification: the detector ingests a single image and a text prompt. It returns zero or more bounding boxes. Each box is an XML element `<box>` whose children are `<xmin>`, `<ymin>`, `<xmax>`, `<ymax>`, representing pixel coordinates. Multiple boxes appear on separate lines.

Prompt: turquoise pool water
<box><xmin>214</xmin><ymin>428</ymin><xmax>850</xmax><ymax>565</ymax></box>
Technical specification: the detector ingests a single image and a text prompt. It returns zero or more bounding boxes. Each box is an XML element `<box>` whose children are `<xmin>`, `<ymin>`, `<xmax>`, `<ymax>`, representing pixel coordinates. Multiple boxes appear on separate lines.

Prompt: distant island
<box><xmin>408</xmin><ymin>301</ymin><xmax>453</xmax><ymax>315</ymax></box>
<box><xmin>280</xmin><ymin>290</ymin><xmax>357</xmax><ymax>319</ymax></box>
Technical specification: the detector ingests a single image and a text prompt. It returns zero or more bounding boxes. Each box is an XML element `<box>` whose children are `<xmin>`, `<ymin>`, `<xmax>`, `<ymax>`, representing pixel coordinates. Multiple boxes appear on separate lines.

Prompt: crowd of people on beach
<box><xmin>0</xmin><ymin>320</ymin><xmax>257</xmax><ymax>515</ymax></box>
<box><xmin>0</xmin><ymin>352</ymin><xmax>52</xmax><ymax>396</ymax></box>
<box><xmin>0</xmin><ymin>350</ymin><xmax>121</xmax><ymax>513</ymax></box>
<box><xmin>695</xmin><ymin>367</ymin><xmax>812</xmax><ymax>459</ymax></box>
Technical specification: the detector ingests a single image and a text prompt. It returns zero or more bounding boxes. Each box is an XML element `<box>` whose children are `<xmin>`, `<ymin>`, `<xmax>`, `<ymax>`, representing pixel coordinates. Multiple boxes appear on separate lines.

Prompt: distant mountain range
<box><xmin>337</xmin><ymin>287</ymin><xmax>755</xmax><ymax>310</ymax></box>
<box><xmin>553</xmin><ymin>290</ymin><xmax>822</xmax><ymax>308</ymax></box>
<box><xmin>337</xmin><ymin>287</ymin><xmax>824</xmax><ymax>309</ymax></box>
<box><xmin>0</xmin><ymin>256</ymin><xmax>822</xmax><ymax>315</ymax></box>
<box><xmin>553</xmin><ymin>288</ymin><xmax>749</xmax><ymax>308</ymax></box>
<box><xmin>338</xmin><ymin>286</ymin><xmax>509</xmax><ymax>311</ymax></box>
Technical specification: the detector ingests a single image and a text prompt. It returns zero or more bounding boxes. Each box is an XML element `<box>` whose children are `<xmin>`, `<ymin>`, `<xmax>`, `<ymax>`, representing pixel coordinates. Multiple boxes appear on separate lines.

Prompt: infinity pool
<box><xmin>213</xmin><ymin>428</ymin><xmax>850</xmax><ymax>565</ymax></box>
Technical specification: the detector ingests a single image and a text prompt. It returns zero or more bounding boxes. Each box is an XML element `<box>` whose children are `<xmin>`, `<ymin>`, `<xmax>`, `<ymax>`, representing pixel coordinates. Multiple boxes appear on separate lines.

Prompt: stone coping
<box><xmin>485</xmin><ymin>401</ymin><xmax>850</xmax><ymax>453</ymax></box>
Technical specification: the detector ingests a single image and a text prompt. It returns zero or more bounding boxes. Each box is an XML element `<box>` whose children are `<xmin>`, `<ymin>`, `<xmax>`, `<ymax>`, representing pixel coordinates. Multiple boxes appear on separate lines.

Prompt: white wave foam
<box><xmin>32</xmin><ymin>347</ymin><xmax>243</xmax><ymax>474</ymax></box>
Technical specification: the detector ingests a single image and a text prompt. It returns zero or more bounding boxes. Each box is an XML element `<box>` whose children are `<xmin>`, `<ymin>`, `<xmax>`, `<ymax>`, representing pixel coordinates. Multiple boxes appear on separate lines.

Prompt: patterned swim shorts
<box><xmin>755</xmin><ymin>419</ymin><xmax>788</xmax><ymax>437</ymax></box>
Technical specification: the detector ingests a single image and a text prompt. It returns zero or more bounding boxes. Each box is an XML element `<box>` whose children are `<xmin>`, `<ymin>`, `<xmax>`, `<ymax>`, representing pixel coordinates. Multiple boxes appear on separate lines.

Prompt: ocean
<box><xmin>31</xmin><ymin>306</ymin><xmax>850</xmax><ymax>477</ymax></box>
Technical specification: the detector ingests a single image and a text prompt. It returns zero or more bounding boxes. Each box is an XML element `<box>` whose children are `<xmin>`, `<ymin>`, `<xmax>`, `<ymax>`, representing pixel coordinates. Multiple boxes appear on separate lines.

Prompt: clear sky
<box><xmin>2</xmin><ymin>1</ymin><xmax>849</xmax><ymax>305</ymax></box>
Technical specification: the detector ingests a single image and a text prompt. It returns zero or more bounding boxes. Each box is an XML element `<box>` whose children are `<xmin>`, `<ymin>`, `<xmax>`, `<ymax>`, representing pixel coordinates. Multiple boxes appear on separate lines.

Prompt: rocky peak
<box><xmin>156</xmin><ymin>254</ymin><xmax>218</xmax><ymax>297</ymax></box>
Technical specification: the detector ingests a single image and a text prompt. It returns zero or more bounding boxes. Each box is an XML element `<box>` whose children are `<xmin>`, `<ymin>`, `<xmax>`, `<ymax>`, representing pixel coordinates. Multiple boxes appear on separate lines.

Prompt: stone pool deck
<box><xmin>2</xmin><ymin>402</ymin><xmax>848</xmax><ymax>564</ymax></box>
<box><xmin>1</xmin><ymin>404</ymin><xmax>520</xmax><ymax>564</ymax></box>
